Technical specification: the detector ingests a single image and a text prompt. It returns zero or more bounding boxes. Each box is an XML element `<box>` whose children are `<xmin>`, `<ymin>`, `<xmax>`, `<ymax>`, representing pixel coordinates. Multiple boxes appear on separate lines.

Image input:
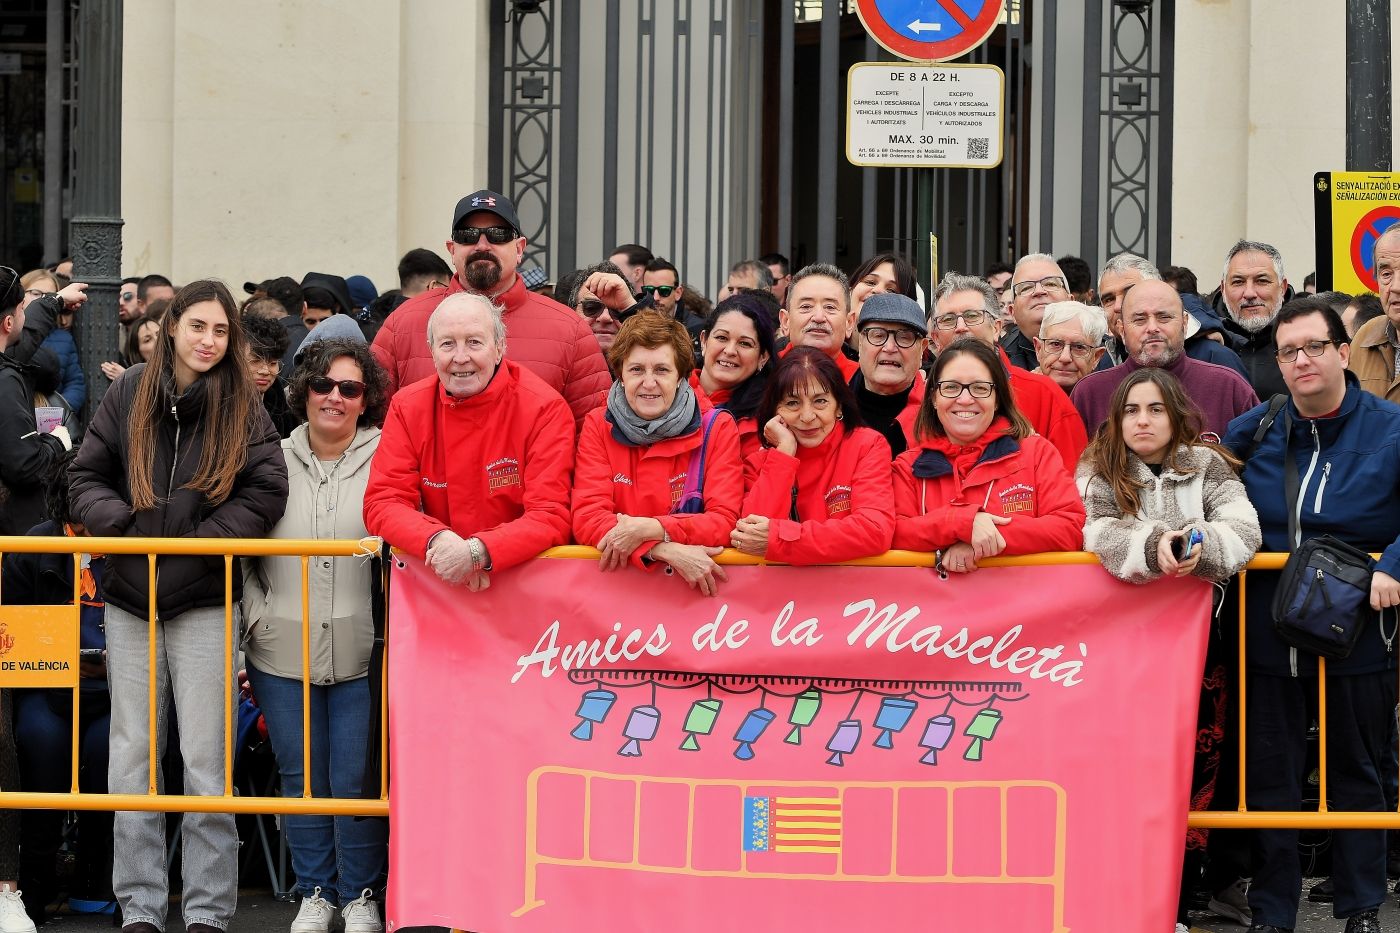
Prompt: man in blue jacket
<box><xmin>1223</xmin><ymin>295</ymin><xmax>1400</xmax><ymax>933</ymax></box>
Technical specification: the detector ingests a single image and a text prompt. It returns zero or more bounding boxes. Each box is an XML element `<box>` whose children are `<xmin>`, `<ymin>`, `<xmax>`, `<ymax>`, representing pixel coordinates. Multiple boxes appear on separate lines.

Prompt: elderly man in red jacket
<box><xmin>371</xmin><ymin>189</ymin><xmax>609</xmax><ymax>428</ymax></box>
<box><xmin>364</xmin><ymin>292</ymin><xmax>575</xmax><ymax>590</ymax></box>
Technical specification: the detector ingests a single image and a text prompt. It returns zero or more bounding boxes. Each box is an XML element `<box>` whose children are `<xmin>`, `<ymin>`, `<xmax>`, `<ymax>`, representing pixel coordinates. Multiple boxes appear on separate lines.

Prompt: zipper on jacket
<box><xmin>1293</xmin><ymin>422</ymin><xmax>1321</xmax><ymax>549</ymax></box>
<box><xmin>153</xmin><ymin>403</ymin><xmax>181</xmax><ymax>616</ymax></box>
<box><xmin>1313</xmin><ymin>461</ymin><xmax>1331</xmax><ymax>514</ymax></box>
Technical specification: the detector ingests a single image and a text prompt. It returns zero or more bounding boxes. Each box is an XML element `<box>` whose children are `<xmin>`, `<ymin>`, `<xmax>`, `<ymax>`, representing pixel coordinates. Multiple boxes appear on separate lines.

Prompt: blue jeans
<box><xmin>245</xmin><ymin>664</ymin><xmax>386</xmax><ymax>905</ymax></box>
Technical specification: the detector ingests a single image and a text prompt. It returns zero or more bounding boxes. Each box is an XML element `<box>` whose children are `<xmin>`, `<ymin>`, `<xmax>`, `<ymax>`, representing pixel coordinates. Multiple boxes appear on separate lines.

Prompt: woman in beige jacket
<box><xmin>241</xmin><ymin>337</ymin><xmax>388</xmax><ymax>933</ymax></box>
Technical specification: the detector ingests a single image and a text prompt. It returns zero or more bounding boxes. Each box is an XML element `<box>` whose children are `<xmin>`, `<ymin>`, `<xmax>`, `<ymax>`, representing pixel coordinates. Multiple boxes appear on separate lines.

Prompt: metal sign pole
<box><xmin>1346</xmin><ymin>0</ymin><xmax>1393</xmax><ymax>172</ymax></box>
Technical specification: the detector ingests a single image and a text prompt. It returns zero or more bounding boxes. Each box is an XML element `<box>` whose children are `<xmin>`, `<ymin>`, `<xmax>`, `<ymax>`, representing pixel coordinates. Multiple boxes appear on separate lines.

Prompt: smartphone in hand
<box><xmin>1175</xmin><ymin>527</ymin><xmax>1204</xmax><ymax>560</ymax></box>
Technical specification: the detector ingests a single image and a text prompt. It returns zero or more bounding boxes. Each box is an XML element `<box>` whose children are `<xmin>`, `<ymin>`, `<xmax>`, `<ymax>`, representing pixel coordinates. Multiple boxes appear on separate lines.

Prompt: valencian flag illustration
<box><xmin>388</xmin><ymin>556</ymin><xmax>1213</xmax><ymax>932</ymax></box>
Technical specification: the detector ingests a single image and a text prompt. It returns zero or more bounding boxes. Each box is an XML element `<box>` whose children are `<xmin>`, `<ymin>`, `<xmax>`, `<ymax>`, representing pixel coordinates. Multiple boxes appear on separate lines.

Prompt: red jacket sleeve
<box><xmin>656</xmin><ymin>413</ymin><xmax>744</xmax><ymax>547</ymax></box>
<box><xmin>561</xmin><ymin>321</ymin><xmax>612</xmax><ymax>430</ymax></box>
<box><xmin>362</xmin><ymin>394</ymin><xmax>446</xmax><ymax>558</ymax></box>
<box><xmin>741</xmin><ymin>447</ymin><xmax>800</xmax><ymax>520</ymax></box>
<box><xmin>570</xmin><ymin>411</ymin><xmax>621</xmax><ymax>547</ymax></box>
<box><xmin>476</xmin><ymin>395</ymin><xmax>576</xmax><ymax>571</ymax></box>
<box><xmin>891</xmin><ymin>453</ymin><xmax>979</xmax><ymax>551</ymax></box>
<box><xmin>370</xmin><ymin>315</ymin><xmax>401</xmax><ymax>397</ymax></box>
<box><xmin>764</xmin><ymin>431</ymin><xmax>896</xmax><ymax>565</ymax></box>
<box><xmin>996</xmin><ymin>437</ymin><xmax>1087</xmax><ymax>555</ymax></box>
<box><xmin>1043</xmin><ymin>390</ymin><xmax>1089</xmax><ymax>472</ymax></box>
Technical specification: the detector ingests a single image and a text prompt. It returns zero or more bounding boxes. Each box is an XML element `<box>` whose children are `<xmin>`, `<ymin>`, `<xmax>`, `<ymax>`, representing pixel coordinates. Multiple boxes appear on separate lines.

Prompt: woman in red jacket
<box><xmin>892</xmin><ymin>337</ymin><xmax>1083</xmax><ymax>572</ymax></box>
<box><xmin>573</xmin><ymin>312</ymin><xmax>743</xmax><ymax>596</ymax></box>
<box><xmin>689</xmin><ymin>292</ymin><xmax>778</xmax><ymax>461</ymax></box>
<box><xmin>731</xmin><ymin>347</ymin><xmax>894</xmax><ymax>564</ymax></box>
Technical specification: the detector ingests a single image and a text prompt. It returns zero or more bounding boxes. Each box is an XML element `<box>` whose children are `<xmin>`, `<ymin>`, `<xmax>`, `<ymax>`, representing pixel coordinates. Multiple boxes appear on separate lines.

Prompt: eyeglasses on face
<box><xmin>935</xmin><ymin>380</ymin><xmax>995</xmax><ymax>399</ymax></box>
<box><xmin>307</xmin><ymin>376</ymin><xmax>366</xmax><ymax>399</ymax></box>
<box><xmin>248</xmin><ymin>357</ymin><xmax>281</xmax><ymax>373</ymax></box>
<box><xmin>578</xmin><ymin>299</ymin><xmax>608</xmax><ymax>318</ymax></box>
<box><xmin>641</xmin><ymin>285</ymin><xmax>675</xmax><ymax>297</ymax></box>
<box><xmin>861</xmin><ymin>325</ymin><xmax>922</xmax><ymax>348</ymax></box>
<box><xmin>1011</xmin><ymin>276</ymin><xmax>1069</xmax><ymax>298</ymax></box>
<box><xmin>451</xmin><ymin>225</ymin><xmax>516</xmax><ymax>246</ymax></box>
<box><xmin>1039</xmin><ymin>338</ymin><xmax>1097</xmax><ymax>359</ymax></box>
<box><xmin>932</xmin><ymin>309</ymin><xmax>989</xmax><ymax>330</ymax></box>
<box><xmin>1275</xmin><ymin>339</ymin><xmax>1336</xmax><ymax>363</ymax></box>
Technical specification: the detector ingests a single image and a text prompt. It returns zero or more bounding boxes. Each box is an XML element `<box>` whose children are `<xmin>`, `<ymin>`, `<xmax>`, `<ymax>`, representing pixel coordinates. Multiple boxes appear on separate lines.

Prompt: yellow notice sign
<box><xmin>1313</xmin><ymin>171</ymin><xmax>1400</xmax><ymax>294</ymax></box>
<box><xmin>0</xmin><ymin>605</ymin><xmax>80</xmax><ymax>687</ymax></box>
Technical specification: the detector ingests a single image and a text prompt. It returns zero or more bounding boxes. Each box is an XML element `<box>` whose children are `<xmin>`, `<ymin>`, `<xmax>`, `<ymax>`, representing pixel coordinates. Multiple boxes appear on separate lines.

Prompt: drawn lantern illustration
<box><xmin>918</xmin><ymin>714</ymin><xmax>957</xmax><ymax>765</ymax></box>
<box><xmin>618</xmin><ymin>704</ymin><xmax>661</xmax><ymax>757</ymax></box>
<box><xmin>785</xmin><ymin>688</ymin><xmax>822</xmax><ymax>744</ymax></box>
<box><xmin>873</xmin><ymin>697</ymin><xmax>918</xmax><ymax>749</ymax></box>
<box><xmin>825</xmin><ymin>719</ymin><xmax>862</xmax><ymax>767</ymax></box>
<box><xmin>570</xmin><ymin>688</ymin><xmax>617</xmax><ymax>741</ymax></box>
<box><xmin>680</xmin><ymin>698</ymin><xmax>723</xmax><ymax>751</ymax></box>
<box><xmin>733</xmin><ymin>707</ymin><xmax>777</xmax><ymax>760</ymax></box>
<box><xmin>963</xmin><ymin>707</ymin><xmax>1003</xmax><ymax>761</ymax></box>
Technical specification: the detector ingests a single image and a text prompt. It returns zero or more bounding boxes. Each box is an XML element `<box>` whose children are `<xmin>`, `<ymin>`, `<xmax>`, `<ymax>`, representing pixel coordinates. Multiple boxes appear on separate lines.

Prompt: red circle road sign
<box><xmin>1349</xmin><ymin>205</ymin><xmax>1400</xmax><ymax>291</ymax></box>
<box><xmin>855</xmin><ymin>0</ymin><xmax>1003</xmax><ymax>63</ymax></box>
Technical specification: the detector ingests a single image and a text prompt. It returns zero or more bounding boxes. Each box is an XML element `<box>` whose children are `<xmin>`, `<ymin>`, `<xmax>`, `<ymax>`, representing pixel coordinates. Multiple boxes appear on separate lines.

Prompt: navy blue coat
<box><xmin>40</xmin><ymin>328</ymin><xmax>86</xmax><ymax>413</ymax></box>
<box><xmin>1223</xmin><ymin>376</ymin><xmax>1400</xmax><ymax>676</ymax></box>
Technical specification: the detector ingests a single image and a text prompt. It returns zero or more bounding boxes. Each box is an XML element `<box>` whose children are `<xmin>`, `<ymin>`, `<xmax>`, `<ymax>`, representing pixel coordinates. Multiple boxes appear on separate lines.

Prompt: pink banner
<box><xmin>386</xmin><ymin>556</ymin><xmax>1211</xmax><ymax>933</ymax></box>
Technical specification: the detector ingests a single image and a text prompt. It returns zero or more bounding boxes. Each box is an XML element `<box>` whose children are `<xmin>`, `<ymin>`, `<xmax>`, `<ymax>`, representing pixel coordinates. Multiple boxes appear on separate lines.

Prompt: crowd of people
<box><xmin>0</xmin><ymin>186</ymin><xmax>1398</xmax><ymax>933</ymax></box>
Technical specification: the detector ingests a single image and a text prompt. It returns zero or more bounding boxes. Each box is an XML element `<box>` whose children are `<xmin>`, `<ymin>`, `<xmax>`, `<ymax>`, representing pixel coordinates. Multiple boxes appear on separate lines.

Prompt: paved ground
<box><xmin>24</xmin><ymin>882</ymin><xmax>1395</xmax><ymax>932</ymax></box>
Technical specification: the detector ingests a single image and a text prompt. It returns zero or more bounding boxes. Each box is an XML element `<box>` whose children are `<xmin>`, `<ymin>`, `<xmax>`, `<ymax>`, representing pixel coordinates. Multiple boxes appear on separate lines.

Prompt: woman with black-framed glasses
<box><xmin>892</xmin><ymin>338</ymin><xmax>1083</xmax><ymax>573</ymax></box>
<box><xmin>240</xmin><ymin>337</ymin><xmax>389</xmax><ymax>932</ymax></box>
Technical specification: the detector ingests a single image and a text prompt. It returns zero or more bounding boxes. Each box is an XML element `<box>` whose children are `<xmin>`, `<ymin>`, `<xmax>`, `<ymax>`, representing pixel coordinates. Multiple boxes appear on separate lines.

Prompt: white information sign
<box><xmin>846</xmin><ymin>62</ymin><xmax>1004</xmax><ymax>168</ymax></box>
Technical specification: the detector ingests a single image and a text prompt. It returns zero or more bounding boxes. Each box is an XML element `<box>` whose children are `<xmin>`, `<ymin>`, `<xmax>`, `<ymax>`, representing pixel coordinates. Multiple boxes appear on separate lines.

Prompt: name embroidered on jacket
<box><xmin>422</xmin><ymin>478</ymin><xmax>447</xmax><ymax>489</ymax></box>
<box><xmin>613</xmin><ymin>473</ymin><xmax>633</xmax><ymax>486</ymax></box>
<box><xmin>487</xmin><ymin>457</ymin><xmax>522</xmax><ymax>491</ymax></box>
<box><xmin>668</xmin><ymin>472</ymin><xmax>689</xmax><ymax>505</ymax></box>
<box><xmin>999</xmin><ymin>482</ymin><xmax>1036</xmax><ymax>514</ymax></box>
<box><xmin>825</xmin><ymin>484</ymin><xmax>852</xmax><ymax>516</ymax></box>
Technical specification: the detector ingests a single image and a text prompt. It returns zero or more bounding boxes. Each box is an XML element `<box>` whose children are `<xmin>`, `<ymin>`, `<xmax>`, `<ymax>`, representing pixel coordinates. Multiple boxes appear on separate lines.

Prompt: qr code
<box><xmin>968</xmin><ymin>137</ymin><xmax>990</xmax><ymax>160</ymax></box>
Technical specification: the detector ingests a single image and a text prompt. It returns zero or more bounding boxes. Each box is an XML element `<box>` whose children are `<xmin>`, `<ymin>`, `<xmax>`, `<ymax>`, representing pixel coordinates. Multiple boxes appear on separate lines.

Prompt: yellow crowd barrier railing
<box><xmin>0</xmin><ymin>535</ymin><xmax>387</xmax><ymax>817</ymax></box>
<box><xmin>0</xmin><ymin>540</ymin><xmax>1386</xmax><ymax>834</ymax></box>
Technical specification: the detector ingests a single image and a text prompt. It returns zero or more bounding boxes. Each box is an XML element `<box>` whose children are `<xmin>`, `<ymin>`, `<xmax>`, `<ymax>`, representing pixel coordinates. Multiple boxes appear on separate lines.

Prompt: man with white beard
<box><xmin>1216</xmin><ymin>239</ymin><xmax>1290</xmax><ymax>398</ymax></box>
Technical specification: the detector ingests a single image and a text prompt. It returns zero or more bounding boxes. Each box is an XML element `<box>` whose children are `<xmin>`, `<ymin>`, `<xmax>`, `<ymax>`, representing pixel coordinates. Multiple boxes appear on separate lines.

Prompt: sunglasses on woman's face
<box><xmin>307</xmin><ymin>376</ymin><xmax>366</xmax><ymax>399</ymax></box>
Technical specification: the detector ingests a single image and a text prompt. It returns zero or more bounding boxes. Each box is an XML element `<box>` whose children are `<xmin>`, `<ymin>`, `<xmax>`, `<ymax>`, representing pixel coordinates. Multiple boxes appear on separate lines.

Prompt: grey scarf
<box><xmin>605</xmin><ymin>379</ymin><xmax>700</xmax><ymax>447</ymax></box>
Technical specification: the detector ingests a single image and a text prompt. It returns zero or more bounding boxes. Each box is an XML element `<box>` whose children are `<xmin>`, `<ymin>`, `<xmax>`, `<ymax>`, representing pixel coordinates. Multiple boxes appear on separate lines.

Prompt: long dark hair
<box><xmin>756</xmin><ymin>347</ymin><xmax>864</xmax><ymax>446</ymax></box>
<box><xmin>914</xmin><ymin>337</ymin><xmax>1031</xmax><ymax>442</ymax></box>
<box><xmin>128</xmin><ymin>279</ymin><xmax>258</xmax><ymax>510</ymax></box>
<box><xmin>1082</xmin><ymin>367</ymin><xmax>1241</xmax><ymax>515</ymax></box>
<box><xmin>123</xmin><ymin>311</ymin><xmax>163</xmax><ymax>366</ymax></box>
<box><xmin>850</xmin><ymin>252</ymin><xmax>918</xmax><ymax>300</ymax></box>
<box><xmin>701</xmin><ymin>293</ymin><xmax>778</xmax><ymax>419</ymax></box>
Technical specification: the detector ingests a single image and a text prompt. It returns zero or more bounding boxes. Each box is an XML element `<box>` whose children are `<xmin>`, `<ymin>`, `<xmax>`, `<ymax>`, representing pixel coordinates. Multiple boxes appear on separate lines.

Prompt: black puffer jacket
<box><xmin>69</xmin><ymin>363</ymin><xmax>288</xmax><ymax>620</ymax></box>
<box><xmin>0</xmin><ymin>354</ymin><xmax>67</xmax><ymax>535</ymax></box>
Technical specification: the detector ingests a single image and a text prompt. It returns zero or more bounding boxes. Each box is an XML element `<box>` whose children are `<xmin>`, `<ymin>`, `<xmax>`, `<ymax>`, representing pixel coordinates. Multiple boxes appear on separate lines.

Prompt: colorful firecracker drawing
<box><xmin>679</xmin><ymin>698</ymin><xmax>723</xmax><ymax>751</ymax></box>
<box><xmin>784</xmin><ymin>688</ymin><xmax>822</xmax><ymax>744</ymax></box>
<box><xmin>570</xmin><ymin>689</ymin><xmax>616</xmax><ymax>740</ymax></box>
<box><xmin>733</xmin><ymin>707</ymin><xmax>777</xmax><ymax>760</ymax></box>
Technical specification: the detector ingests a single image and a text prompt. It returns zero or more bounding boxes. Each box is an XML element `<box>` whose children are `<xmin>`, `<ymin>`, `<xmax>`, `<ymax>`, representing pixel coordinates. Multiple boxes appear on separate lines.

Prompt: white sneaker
<box><xmin>341</xmin><ymin>889</ymin><xmax>382</xmax><ymax>933</ymax></box>
<box><xmin>0</xmin><ymin>889</ymin><xmax>35</xmax><ymax>933</ymax></box>
<box><xmin>290</xmin><ymin>887</ymin><xmax>335</xmax><ymax>933</ymax></box>
<box><xmin>1175</xmin><ymin>924</ymin><xmax>1190</xmax><ymax>933</ymax></box>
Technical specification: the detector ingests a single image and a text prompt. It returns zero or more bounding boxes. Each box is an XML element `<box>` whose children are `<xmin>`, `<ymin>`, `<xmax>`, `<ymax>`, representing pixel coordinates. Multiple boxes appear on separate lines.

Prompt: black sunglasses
<box><xmin>641</xmin><ymin>285</ymin><xmax>674</xmax><ymax>297</ymax></box>
<box><xmin>307</xmin><ymin>376</ymin><xmax>366</xmax><ymax>399</ymax></box>
<box><xmin>451</xmin><ymin>225</ymin><xmax>516</xmax><ymax>245</ymax></box>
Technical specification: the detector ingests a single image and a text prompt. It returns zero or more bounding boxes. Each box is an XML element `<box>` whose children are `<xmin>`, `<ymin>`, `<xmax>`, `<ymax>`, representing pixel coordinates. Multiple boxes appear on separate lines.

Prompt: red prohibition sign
<box><xmin>854</xmin><ymin>0</ymin><xmax>1003</xmax><ymax>63</ymax></box>
<box><xmin>1349</xmin><ymin>205</ymin><xmax>1400</xmax><ymax>291</ymax></box>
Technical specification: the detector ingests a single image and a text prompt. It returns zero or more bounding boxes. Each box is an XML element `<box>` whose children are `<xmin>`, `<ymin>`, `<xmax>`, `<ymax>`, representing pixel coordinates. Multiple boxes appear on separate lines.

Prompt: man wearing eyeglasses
<box><xmin>370</xmin><ymin>189</ymin><xmax>608</xmax><ymax>429</ymax></box>
<box><xmin>1071</xmin><ymin>280</ymin><xmax>1258</xmax><ymax>438</ymax></box>
<box><xmin>1034</xmin><ymin>300</ymin><xmax>1108</xmax><ymax>392</ymax></box>
<box><xmin>931</xmin><ymin>273</ymin><xmax>1087</xmax><ymax>471</ymax></box>
<box><xmin>1000</xmin><ymin>254</ymin><xmax>1071</xmax><ymax>371</ymax></box>
<box><xmin>1221</xmin><ymin>294</ymin><xmax>1400</xmax><ymax>933</ymax></box>
<box><xmin>849</xmin><ymin>293</ymin><xmax>928</xmax><ymax>458</ymax></box>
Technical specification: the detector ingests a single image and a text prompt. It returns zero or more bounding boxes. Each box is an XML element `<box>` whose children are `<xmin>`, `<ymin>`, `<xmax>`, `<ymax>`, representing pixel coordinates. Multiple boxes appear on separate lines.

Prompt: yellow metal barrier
<box><xmin>0</xmin><ymin>540</ymin><xmax>1386</xmax><ymax>836</ymax></box>
<box><xmin>0</xmin><ymin>535</ymin><xmax>387</xmax><ymax>818</ymax></box>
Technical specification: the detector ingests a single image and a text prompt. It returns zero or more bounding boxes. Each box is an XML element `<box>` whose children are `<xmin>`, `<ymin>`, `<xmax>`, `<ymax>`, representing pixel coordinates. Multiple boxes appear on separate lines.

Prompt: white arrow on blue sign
<box><xmin>874</xmin><ymin>0</ymin><xmax>982</xmax><ymax>44</ymax></box>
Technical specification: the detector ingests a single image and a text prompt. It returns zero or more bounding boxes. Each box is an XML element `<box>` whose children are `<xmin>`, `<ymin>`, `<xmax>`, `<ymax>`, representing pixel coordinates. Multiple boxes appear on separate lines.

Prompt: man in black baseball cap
<box><xmin>369</xmin><ymin>187</ymin><xmax>610</xmax><ymax>427</ymax></box>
